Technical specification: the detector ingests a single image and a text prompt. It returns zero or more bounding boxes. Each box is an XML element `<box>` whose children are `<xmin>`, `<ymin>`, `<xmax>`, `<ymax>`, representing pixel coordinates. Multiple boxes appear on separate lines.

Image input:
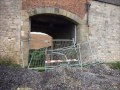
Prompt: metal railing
<box><xmin>28</xmin><ymin>39</ymin><xmax>75</xmax><ymax>70</ymax></box>
<box><xmin>52</xmin><ymin>39</ymin><xmax>74</xmax><ymax>49</ymax></box>
<box><xmin>45</xmin><ymin>45</ymin><xmax>80</xmax><ymax>69</ymax></box>
<box><xmin>27</xmin><ymin>39</ymin><xmax>101</xmax><ymax>71</ymax></box>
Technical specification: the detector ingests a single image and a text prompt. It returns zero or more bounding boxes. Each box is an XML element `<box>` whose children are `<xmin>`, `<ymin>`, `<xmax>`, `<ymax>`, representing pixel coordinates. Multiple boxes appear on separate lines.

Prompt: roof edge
<box><xmin>94</xmin><ymin>0</ymin><xmax>120</xmax><ymax>6</ymax></box>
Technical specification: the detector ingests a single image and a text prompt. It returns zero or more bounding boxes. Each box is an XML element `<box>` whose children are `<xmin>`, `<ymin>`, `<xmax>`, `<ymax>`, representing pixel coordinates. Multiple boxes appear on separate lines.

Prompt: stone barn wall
<box><xmin>88</xmin><ymin>1</ymin><xmax>120</xmax><ymax>62</ymax></box>
<box><xmin>0</xmin><ymin>0</ymin><xmax>21</xmax><ymax>64</ymax></box>
<box><xmin>0</xmin><ymin>0</ymin><xmax>120</xmax><ymax>66</ymax></box>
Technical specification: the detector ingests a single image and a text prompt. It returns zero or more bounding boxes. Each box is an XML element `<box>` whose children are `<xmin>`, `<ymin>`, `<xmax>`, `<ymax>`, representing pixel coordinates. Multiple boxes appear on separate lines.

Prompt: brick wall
<box><xmin>30</xmin><ymin>32</ymin><xmax>52</xmax><ymax>49</ymax></box>
<box><xmin>22</xmin><ymin>0</ymin><xmax>87</xmax><ymax>18</ymax></box>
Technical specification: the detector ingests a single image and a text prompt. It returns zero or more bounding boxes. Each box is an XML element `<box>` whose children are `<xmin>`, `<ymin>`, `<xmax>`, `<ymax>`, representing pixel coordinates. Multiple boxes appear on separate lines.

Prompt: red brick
<box><xmin>22</xmin><ymin>0</ymin><xmax>89</xmax><ymax>19</ymax></box>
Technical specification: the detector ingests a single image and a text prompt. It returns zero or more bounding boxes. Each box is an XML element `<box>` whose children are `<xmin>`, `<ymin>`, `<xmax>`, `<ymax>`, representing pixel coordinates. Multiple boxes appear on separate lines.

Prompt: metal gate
<box><xmin>28</xmin><ymin>39</ymin><xmax>101</xmax><ymax>71</ymax></box>
<box><xmin>28</xmin><ymin>39</ymin><xmax>78</xmax><ymax>70</ymax></box>
<box><xmin>28</xmin><ymin>48</ymin><xmax>46</xmax><ymax>71</ymax></box>
<box><xmin>45</xmin><ymin>44</ymin><xmax>80</xmax><ymax>69</ymax></box>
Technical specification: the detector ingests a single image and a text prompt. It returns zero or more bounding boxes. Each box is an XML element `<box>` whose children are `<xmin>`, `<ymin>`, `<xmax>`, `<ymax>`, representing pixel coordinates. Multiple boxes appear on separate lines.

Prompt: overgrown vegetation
<box><xmin>29</xmin><ymin>48</ymin><xmax>46</xmax><ymax>68</ymax></box>
<box><xmin>0</xmin><ymin>56</ymin><xmax>21</xmax><ymax>67</ymax></box>
<box><xmin>106</xmin><ymin>61</ymin><xmax>120</xmax><ymax>71</ymax></box>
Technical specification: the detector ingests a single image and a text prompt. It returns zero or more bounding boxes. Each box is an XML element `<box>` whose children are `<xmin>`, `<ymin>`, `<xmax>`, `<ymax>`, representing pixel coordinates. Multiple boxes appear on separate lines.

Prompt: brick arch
<box><xmin>27</xmin><ymin>7</ymin><xmax>84</xmax><ymax>25</ymax></box>
<box><xmin>26</xmin><ymin>7</ymin><xmax>87</xmax><ymax>43</ymax></box>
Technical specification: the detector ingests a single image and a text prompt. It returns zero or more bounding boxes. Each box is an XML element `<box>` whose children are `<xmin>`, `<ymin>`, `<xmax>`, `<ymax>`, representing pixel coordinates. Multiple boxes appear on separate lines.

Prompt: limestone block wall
<box><xmin>21</xmin><ymin>10</ymin><xmax>30</xmax><ymax>66</ymax></box>
<box><xmin>0</xmin><ymin>0</ymin><xmax>21</xmax><ymax>64</ymax></box>
<box><xmin>88</xmin><ymin>1</ymin><xmax>120</xmax><ymax>62</ymax></box>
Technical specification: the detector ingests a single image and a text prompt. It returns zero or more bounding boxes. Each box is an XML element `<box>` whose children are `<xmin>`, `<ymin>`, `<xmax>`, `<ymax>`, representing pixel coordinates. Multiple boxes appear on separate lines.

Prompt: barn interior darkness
<box><xmin>30</xmin><ymin>14</ymin><xmax>76</xmax><ymax>40</ymax></box>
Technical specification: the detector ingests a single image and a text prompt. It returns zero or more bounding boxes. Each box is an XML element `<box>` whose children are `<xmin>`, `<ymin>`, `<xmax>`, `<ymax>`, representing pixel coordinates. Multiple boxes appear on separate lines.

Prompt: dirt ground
<box><xmin>0</xmin><ymin>64</ymin><xmax>120</xmax><ymax>90</ymax></box>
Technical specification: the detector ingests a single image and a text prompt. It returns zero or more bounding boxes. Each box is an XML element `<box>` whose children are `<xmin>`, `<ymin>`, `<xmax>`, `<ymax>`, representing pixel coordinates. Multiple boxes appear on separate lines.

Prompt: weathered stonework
<box><xmin>0</xmin><ymin>0</ymin><xmax>119</xmax><ymax>66</ymax></box>
<box><xmin>21</xmin><ymin>10</ymin><xmax>30</xmax><ymax>66</ymax></box>
<box><xmin>88</xmin><ymin>1</ymin><xmax>120</xmax><ymax>62</ymax></box>
<box><xmin>0</xmin><ymin>0</ymin><xmax>21</xmax><ymax>64</ymax></box>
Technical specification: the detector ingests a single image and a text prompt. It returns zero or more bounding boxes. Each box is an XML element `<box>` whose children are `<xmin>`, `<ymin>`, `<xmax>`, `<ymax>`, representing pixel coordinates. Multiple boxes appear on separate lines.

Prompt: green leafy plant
<box><xmin>29</xmin><ymin>48</ymin><xmax>46</xmax><ymax>68</ymax></box>
<box><xmin>107</xmin><ymin>61</ymin><xmax>120</xmax><ymax>70</ymax></box>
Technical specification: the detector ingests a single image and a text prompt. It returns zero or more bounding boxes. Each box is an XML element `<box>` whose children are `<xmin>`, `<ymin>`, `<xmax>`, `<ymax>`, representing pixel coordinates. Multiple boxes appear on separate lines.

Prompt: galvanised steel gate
<box><xmin>28</xmin><ymin>39</ymin><xmax>101</xmax><ymax>71</ymax></box>
<box><xmin>45</xmin><ymin>45</ymin><xmax>80</xmax><ymax>69</ymax></box>
<box><xmin>28</xmin><ymin>39</ymin><xmax>79</xmax><ymax>70</ymax></box>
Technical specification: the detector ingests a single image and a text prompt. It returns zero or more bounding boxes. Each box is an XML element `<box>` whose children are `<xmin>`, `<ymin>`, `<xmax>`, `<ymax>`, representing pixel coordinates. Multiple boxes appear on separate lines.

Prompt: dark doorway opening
<box><xmin>28</xmin><ymin>14</ymin><xmax>78</xmax><ymax>70</ymax></box>
<box><xmin>30</xmin><ymin>14</ymin><xmax>77</xmax><ymax>40</ymax></box>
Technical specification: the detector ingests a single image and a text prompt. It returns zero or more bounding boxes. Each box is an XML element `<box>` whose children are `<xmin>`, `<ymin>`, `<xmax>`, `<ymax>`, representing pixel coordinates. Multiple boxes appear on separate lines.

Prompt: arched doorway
<box><xmin>30</xmin><ymin>14</ymin><xmax>77</xmax><ymax>49</ymax></box>
<box><xmin>21</xmin><ymin>7</ymin><xmax>88</xmax><ymax>68</ymax></box>
<box><xmin>28</xmin><ymin>14</ymin><xmax>78</xmax><ymax>69</ymax></box>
